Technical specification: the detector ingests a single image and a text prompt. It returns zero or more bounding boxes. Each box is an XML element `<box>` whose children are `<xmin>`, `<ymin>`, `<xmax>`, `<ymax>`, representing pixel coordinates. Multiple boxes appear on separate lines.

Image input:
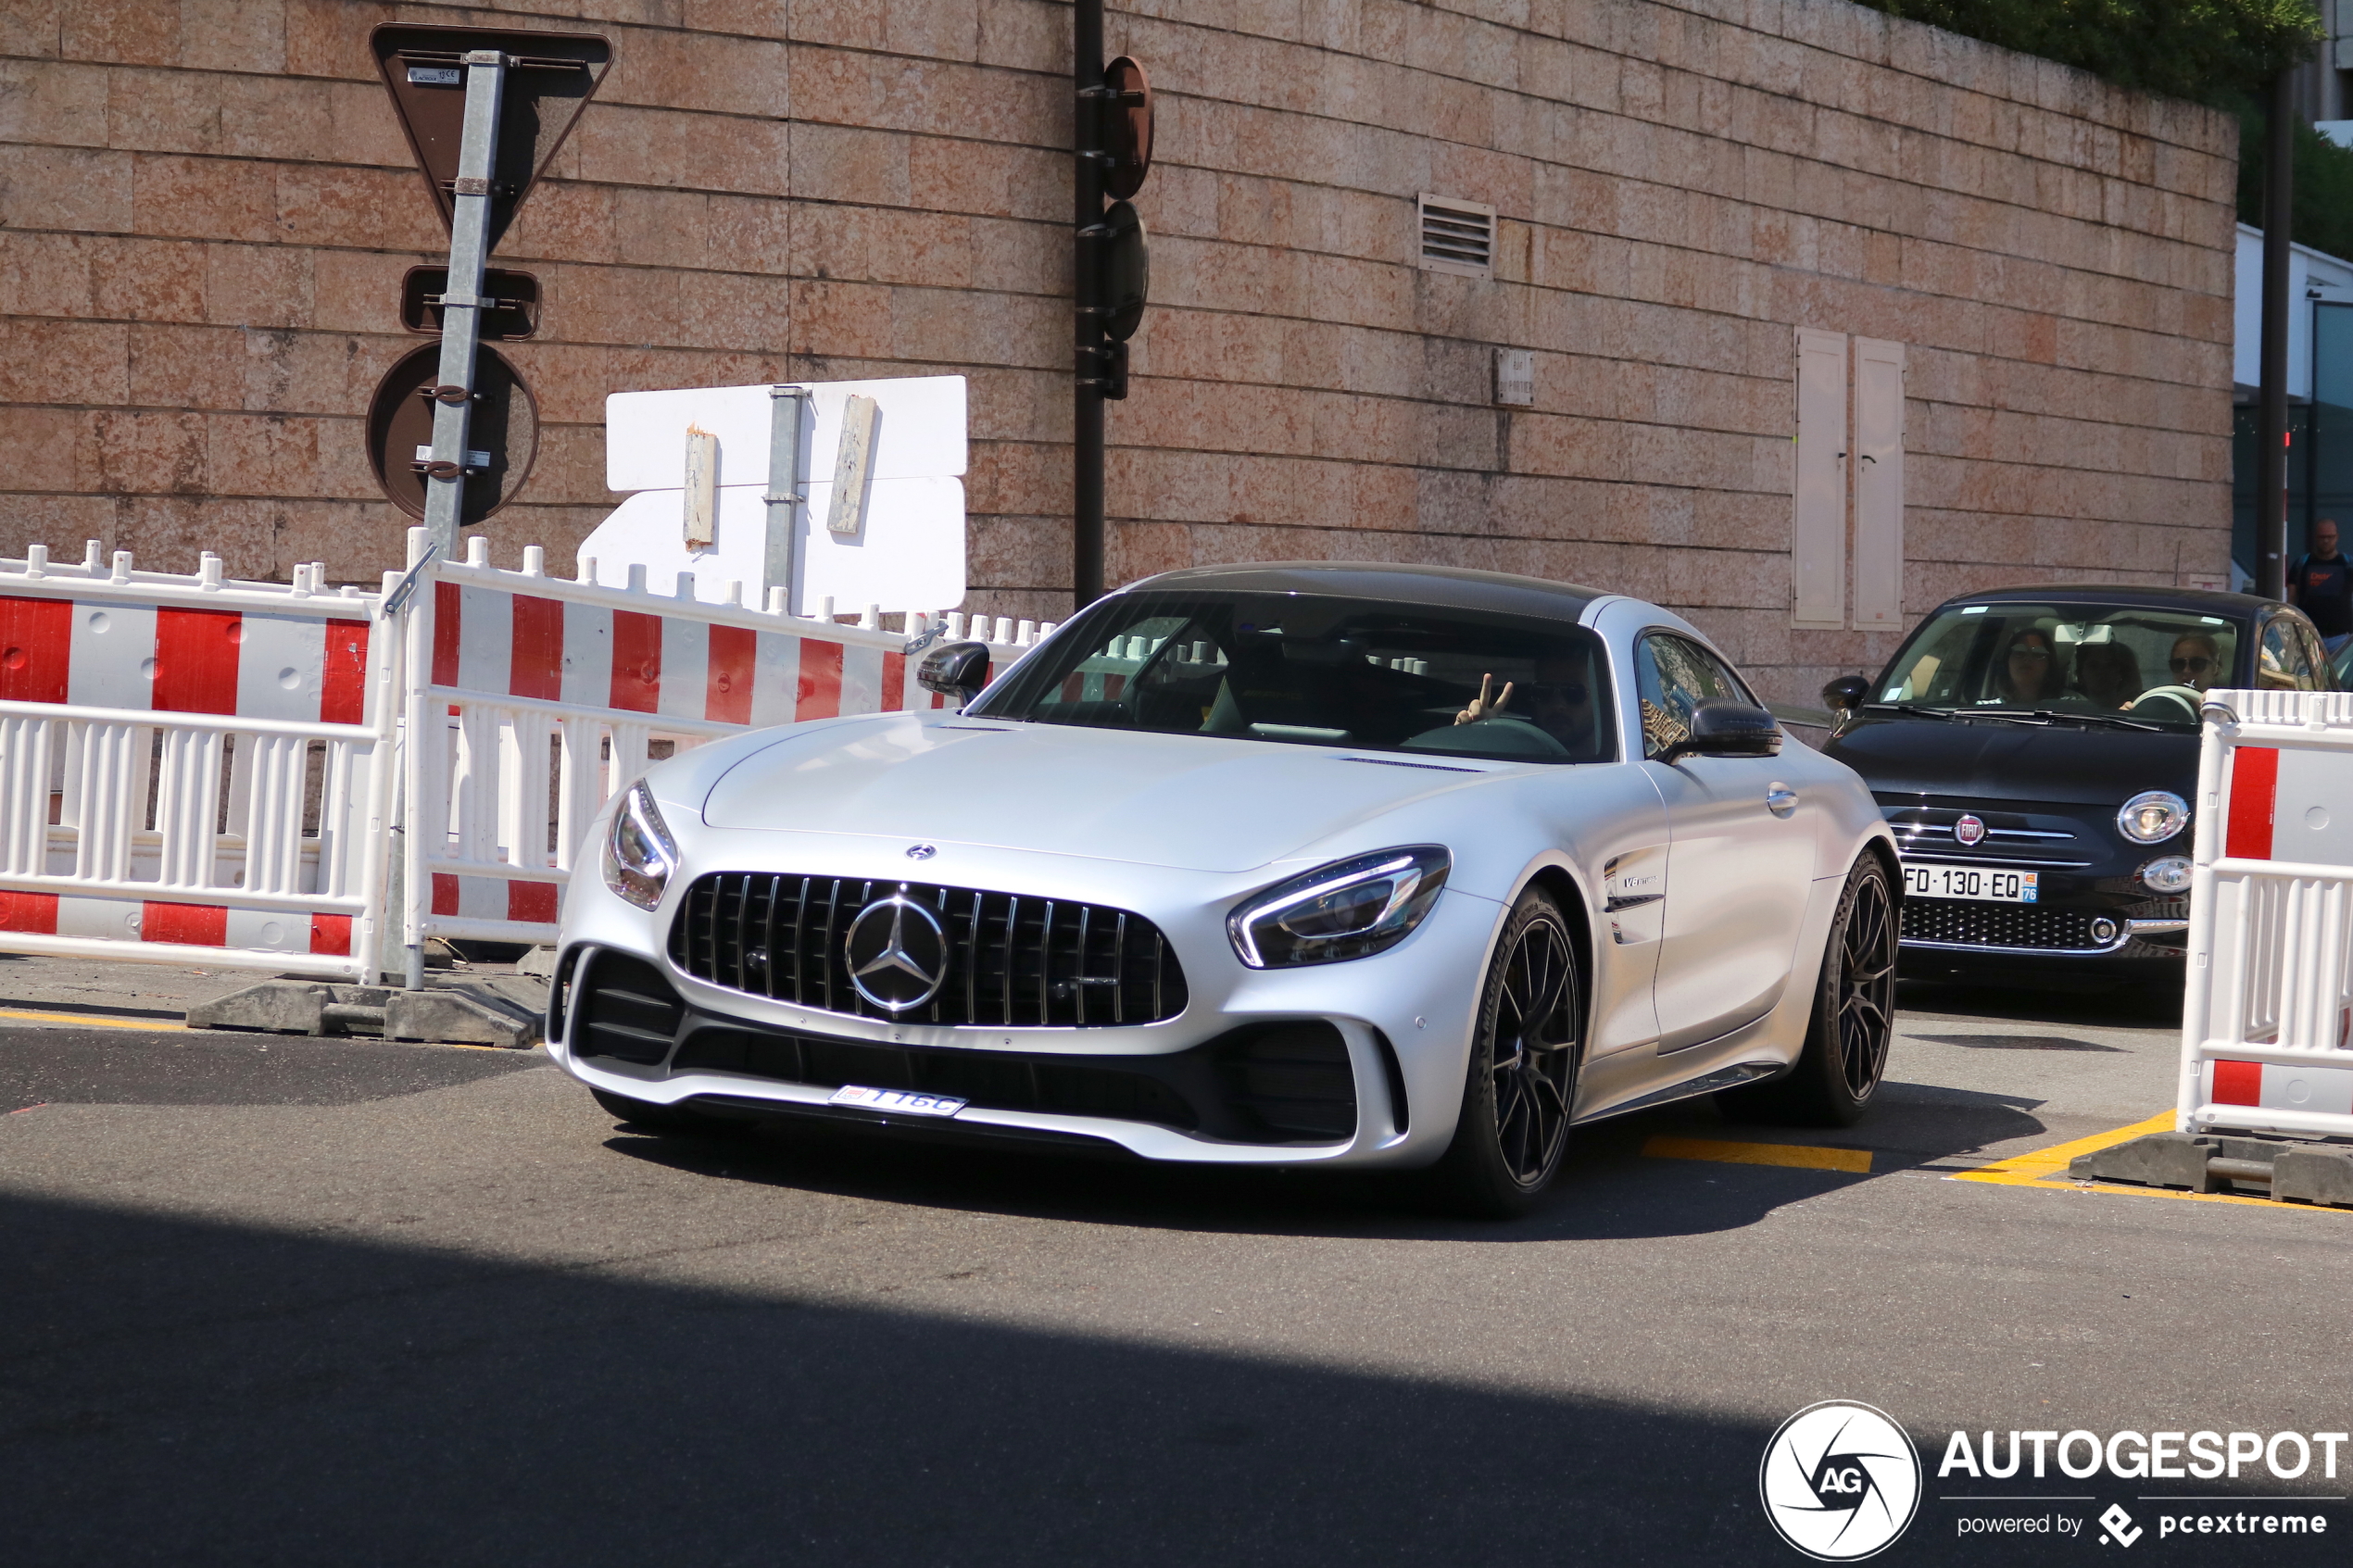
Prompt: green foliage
<box><xmin>2236</xmin><ymin>112</ymin><xmax>2353</xmax><ymax>260</ymax></box>
<box><xmin>1856</xmin><ymin>0</ymin><xmax>2321</xmax><ymax>103</ymax></box>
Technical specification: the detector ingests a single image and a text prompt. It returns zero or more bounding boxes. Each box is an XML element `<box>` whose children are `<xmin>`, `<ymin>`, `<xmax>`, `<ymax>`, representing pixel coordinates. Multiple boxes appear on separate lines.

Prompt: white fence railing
<box><xmin>0</xmin><ymin>544</ymin><xmax>399</xmax><ymax>980</ymax></box>
<box><xmin>0</xmin><ymin>532</ymin><xmax>1050</xmax><ymax>983</ymax></box>
<box><xmin>2178</xmin><ymin>687</ymin><xmax>2353</xmax><ymax>1140</ymax></box>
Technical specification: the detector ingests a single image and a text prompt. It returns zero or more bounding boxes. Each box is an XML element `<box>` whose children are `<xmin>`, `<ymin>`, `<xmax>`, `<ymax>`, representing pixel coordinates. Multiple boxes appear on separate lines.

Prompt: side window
<box><xmin>2258</xmin><ymin>617</ymin><xmax>2321</xmax><ymax>692</ymax></box>
<box><xmin>2298</xmin><ymin>621</ymin><xmax>2336</xmax><ymax>691</ymax></box>
<box><xmin>1636</xmin><ymin>633</ymin><xmax>1743</xmax><ymax>759</ymax></box>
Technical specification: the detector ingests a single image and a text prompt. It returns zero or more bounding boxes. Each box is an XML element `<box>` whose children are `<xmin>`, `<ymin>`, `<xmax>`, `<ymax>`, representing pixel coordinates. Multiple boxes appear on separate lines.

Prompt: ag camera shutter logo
<box><xmin>1760</xmin><ymin>1400</ymin><xmax>1921</xmax><ymax>1560</ymax></box>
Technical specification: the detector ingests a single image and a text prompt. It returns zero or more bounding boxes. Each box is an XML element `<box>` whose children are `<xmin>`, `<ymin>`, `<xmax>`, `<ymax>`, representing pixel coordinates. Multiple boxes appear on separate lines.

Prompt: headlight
<box><xmin>2140</xmin><ymin>856</ymin><xmax>2193</xmax><ymax>895</ymax></box>
<box><xmin>602</xmin><ymin>782</ymin><xmax>677</xmax><ymax>910</ymax></box>
<box><xmin>1227</xmin><ymin>847</ymin><xmax>1450</xmax><ymax>969</ymax></box>
<box><xmin>2117</xmin><ymin>790</ymin><xmax>2189</xmax><ymax>845</ymax></box>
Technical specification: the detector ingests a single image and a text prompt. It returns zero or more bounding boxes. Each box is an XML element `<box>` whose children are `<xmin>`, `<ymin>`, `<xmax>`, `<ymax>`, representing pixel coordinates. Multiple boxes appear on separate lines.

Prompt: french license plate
<box><xmin>1904</xmin><ymin>863</ymin><xmax>2039</xmax><ymax>903</ymax></box>
<box><xmin>828</xmin><ymin>1085</ymin><xmax>966</xmax><ymax>1117</ymax></box>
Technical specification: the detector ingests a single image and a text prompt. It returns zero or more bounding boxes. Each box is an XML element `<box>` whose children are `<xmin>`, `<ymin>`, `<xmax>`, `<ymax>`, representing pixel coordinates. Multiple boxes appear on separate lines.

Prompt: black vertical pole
<box><xmin>1073</xmin><ymin>0</ymin><xmax>1107</xmax><ymax>612</ymax></box>
<box><xmin>2259</xmin><ymin>69</ymin><xmax>2295</xmax><ymax>601</ymax></box>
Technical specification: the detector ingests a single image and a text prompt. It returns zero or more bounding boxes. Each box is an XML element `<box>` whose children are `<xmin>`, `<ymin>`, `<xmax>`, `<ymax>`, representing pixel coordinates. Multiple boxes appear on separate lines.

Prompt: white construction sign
<box><xmin>580</xmin><ymin>375</ymin><xmax>967</xmax><ymax>616</ymax></box>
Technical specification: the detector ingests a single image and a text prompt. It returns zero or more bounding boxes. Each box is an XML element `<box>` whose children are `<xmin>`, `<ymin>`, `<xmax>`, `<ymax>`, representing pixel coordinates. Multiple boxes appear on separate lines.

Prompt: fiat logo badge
<box><xmin>1954</xmin><ymin>814</ymin><xmax>1987</xmax><ymax>847</ymax></box>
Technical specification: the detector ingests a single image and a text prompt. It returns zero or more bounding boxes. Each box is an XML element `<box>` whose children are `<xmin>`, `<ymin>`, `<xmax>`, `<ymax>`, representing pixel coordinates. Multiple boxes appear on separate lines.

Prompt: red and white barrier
<box><xmin>401</xmin><ymin>531</ymin><xmax>975</xmax><ymax>955</ymax></box>
<box><xmin>0</xmin><ymin>531</ymin><xmax>1040</xmax><ymax>981</ymax></box>
<box><xmin>2179</xmin><ymin>688</ymin><xmax>2353</xmax><ymax>1140</ymax></box>
<box><xmin>0</xmin><ymin>544</ymin><xmax>397</xmax><ymax>979</ymax></box>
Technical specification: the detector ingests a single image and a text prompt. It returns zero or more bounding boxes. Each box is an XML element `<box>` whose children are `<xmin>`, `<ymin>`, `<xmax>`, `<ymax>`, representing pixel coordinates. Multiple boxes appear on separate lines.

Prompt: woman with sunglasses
<box><xmin>2165</xmin><ymin>632</ymin><xmax>2221</xmax><ymax>691</ymax></box>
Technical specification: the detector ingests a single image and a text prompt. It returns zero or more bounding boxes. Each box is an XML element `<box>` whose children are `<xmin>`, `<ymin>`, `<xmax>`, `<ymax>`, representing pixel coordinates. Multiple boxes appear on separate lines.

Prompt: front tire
<box><xmin>1426</xmin><ymin>888</ymin><xmax>1585</xmax><ymax>1218</ymax></box>
<box><xmin>1722</xmin><ymin>853</ymin><xmax>1897</xmax><ymax>1127</ymax></box>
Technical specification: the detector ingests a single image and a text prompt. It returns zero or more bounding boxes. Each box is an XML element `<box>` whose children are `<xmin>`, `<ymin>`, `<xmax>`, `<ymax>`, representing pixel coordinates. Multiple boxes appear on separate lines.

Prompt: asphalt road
<box><xmin>2</xmin><ymin>983</ymin><xmax>2346</xmax><ymax>1567</ymax></box>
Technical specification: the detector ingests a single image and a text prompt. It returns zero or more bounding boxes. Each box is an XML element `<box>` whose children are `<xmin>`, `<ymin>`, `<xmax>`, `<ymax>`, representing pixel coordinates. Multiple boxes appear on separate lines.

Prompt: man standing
<box><xmin>2287</xmin><ymin>518</ymin><xmax>2352</xmax><ymax>650</ymax></box>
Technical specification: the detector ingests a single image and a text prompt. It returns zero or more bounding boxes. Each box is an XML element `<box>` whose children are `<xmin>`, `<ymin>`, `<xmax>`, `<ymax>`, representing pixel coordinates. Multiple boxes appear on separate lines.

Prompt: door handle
<box><xmin>1766</xmin><ymin>785</ymin><xmax>1798</xmax><ymax>815</ymax></box>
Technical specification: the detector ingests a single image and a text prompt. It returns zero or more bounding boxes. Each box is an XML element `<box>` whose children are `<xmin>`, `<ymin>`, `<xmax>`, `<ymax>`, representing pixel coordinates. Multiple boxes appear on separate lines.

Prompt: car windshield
<box><xmin>971</xmin><ymin>590</ymin><xmax>1618</xmax><ymax>764</ymax></box>
<box><xmin>1872</xmin><ymin>602</ymin><xmax>2246</xmax><ymax>727</ymax></box>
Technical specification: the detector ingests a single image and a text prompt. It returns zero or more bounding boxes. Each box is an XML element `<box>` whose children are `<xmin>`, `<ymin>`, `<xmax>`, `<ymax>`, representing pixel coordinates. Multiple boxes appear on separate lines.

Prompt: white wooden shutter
<box><xmin>1851</xmin><ymin>338</ymin><xmax>1906</xmax><ymax>630</ymax></box>
<box><xmin>1792</xmin><ymin>328</ymin><xmax>1849</xmax><ymax>629</ymax></box>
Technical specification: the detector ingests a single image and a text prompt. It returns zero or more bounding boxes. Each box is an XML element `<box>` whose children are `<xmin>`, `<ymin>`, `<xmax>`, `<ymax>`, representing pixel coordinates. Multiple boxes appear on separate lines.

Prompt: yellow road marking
<box><xmin>1641</xmin><ymin>1135</ymin><xmax>1872</xmax><ymax>1173</ymax></box>
<box><xmin>1951</xmin><ymin>1110</ymin><xmax>2351</xmax><ymax>1215</ymax></box>
<box><xmin>0</xmin><ymin>1006</ymin><xmax>184</xmax><ymax>1032</ymax></box>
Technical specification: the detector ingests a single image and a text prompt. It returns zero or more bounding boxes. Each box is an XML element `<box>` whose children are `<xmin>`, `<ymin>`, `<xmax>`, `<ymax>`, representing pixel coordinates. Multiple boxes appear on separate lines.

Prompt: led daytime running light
<box><xmin>1228</xmin><ymin>846</ymin><xmax>1451</xmax><ymax>969</ymax></box>
<box><xmin>602</xmin><ymin>782</ymin><xmax>677</xmax><ymax>910</ymax></box>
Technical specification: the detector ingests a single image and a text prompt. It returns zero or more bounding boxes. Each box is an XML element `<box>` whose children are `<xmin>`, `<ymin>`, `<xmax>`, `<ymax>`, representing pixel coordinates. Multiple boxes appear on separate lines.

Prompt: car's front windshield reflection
<box><xmin>971</xmin><ymin>591</ymin><xmax>1618</xmax><ymax>765</ymax></box>
<box><xmin>1873</xmin><ymin>604</ymin><xmax>2250</xmax><ymax>726</ymax></box>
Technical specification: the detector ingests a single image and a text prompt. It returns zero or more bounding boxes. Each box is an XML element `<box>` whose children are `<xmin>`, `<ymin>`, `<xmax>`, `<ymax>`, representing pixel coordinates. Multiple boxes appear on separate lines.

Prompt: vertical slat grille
<box><xmin>668</xmin><ymin>874</ymin><xmax>1189</xmax><ymax>1027</ymax></box>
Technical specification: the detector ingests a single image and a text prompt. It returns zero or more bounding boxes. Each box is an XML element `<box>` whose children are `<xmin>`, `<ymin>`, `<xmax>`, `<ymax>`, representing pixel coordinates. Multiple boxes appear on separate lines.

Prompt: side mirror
<box><xmin>1661</xmin><ymin>699</ymin><xmax>1781</xmax><ymax>764</ymax></box>
<box><xmin>917</xmin><ymin>640</ymin><xmax>991</xmax><ymax>705</ymax></box>
<box><xmin>1821</xmin><ymin>674</ymin><xmax>1869</xmax><ymax>714</ymax></box>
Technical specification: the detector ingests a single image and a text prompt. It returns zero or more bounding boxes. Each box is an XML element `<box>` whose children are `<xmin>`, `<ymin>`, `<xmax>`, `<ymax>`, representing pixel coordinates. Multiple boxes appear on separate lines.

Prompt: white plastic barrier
<box><xmin>0</xmin><ymin>531</ymin><xmax>1052</xmax><ymax>980</ymax></box>
<box><xmin>0</xmin><ymin>543</ymin><xmax>397</xmax><ymax>979</ymax></box>
<box><xmin>399</xmin><ymin>531</ymin><xmax>1053</xmax><ymax>955</ymax></box>
<box><xmin>2179</xmin><ymin>687</ymin><xmax>2353</xmax><ymax>1138</ymax></box>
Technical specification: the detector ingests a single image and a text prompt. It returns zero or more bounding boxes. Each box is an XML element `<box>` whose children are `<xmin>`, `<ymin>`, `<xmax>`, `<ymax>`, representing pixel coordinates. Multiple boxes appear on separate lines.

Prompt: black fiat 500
<box><xmin>1820</xmin><ymin>585</ymin><xmax>2337</xmax><ymax>984</ymax></box>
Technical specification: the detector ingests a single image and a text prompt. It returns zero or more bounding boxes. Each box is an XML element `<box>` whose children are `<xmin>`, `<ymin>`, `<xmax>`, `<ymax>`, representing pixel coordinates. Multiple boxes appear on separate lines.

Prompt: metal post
<box><xmin>2259</xmin><ymin>69</ymin><xmax>2295</xmax><ymax>601</ymax></box>
<box><xmin>1072</xmin><ymin>0</ymin><xmax>1106</xmax><ymax>612</ymax></box>
<box><xmin>422</xmin><ymin>49</ymin><xmax>509</xmax><ymax>560</ymax></box>
<box><xmin>763</xmin><ymin>385</ymin><xmax>812</xmax><ymax>614</ymax></box>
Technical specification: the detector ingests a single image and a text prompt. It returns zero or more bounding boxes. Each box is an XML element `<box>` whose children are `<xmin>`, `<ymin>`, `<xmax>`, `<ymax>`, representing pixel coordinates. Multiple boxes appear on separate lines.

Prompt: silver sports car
<box><xmin>548</xmin><ymin>563</ymin><xmax>1900</xmax><ymax>1215</ymax></box>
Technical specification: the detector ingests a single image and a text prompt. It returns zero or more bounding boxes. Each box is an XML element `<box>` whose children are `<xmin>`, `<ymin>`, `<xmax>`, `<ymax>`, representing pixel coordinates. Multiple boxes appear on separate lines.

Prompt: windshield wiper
<box><xmin>1860</xmin><ymin>702</ymin><xmax>1955</xmax><ymax>720</ymax></box>
<box><xmin>1951</xmin><ymin>708</ymin><xmax>2162</xmax><ymax>733</ymax></box>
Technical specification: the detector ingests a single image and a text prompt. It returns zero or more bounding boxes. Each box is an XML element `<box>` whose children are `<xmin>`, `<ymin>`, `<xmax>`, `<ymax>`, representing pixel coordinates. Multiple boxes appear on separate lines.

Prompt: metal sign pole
<box><xmin>1071</xmin><ymin>0</ymin><xmax>1106</xmax><ymax>613</ymax></box>
<box><xmin>422</xmin><ymin>49</ymin><xmax>509</xmax><ymax>559</ymax></box>
<box><xmin>763</xmin><ymin>385</ymin><xmax>812</xmax><ymax>614</ymax></box>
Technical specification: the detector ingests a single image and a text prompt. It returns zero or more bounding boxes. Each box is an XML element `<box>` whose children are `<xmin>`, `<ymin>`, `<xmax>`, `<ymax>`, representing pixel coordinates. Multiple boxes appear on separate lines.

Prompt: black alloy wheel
<box><xmin>1428</xmin><ymin>887</ymin><xmax>1584</xmax><ymax>1217</ymax></box>
<box><xmin>1831</xmin><ymin>865</ymin><xmax>1897</xmax><ymax>1099</ymax></box>
<box><xmin>1723</xmin><ymin>854</ymin><xmax>1897</xmax><ymax>1128</ymax></box>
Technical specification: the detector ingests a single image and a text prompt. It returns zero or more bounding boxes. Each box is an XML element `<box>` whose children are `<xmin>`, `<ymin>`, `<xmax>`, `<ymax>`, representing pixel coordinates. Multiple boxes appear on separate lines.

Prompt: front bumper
<box><xmin>1881</xmin><ymin>797</ymin><xmax>2189</xmax><ymax>975</ymax></box>
<box><xmin>549</xmin><ymin>824</ymin><xmax>1505</xmax><ymax>1169</ymax></box>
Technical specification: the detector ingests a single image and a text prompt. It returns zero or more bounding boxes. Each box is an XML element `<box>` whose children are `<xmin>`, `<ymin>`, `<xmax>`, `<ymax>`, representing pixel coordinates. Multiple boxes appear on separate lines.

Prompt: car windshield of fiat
<box><xmin>973</xmin><ymin>591</ymin><xmax>1619</xmax><ymax>764</ymax></box>
<box><xmin>1869</xmin><ymin>603</ymin><xmax>2251</xmax><ymax>726</ymax></box>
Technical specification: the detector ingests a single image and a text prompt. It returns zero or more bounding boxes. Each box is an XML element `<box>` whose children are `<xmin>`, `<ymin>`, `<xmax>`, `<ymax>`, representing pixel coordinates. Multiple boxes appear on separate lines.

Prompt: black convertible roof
<box><xmin>1937</xmin><ymin>583</ymin><xmax>2283</xmax><ymax>618</ymax></box>
<box><xmin>1124</xmin><ymin>561</ymin><xmax>1608</xmax><ymax>622</ymax></box>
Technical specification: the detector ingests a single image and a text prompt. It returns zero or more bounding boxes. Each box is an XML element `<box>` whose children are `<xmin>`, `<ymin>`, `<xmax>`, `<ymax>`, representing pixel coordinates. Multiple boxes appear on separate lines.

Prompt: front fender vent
<box><xmin>668</xmin><ymin>874</ymin><xmax>1189</xmax><ymax>1029</ymax></box>
<box><xmin>573</xmin><ymin>949</ymin><xmax>686</xmax><ymax>1064</ymax></box>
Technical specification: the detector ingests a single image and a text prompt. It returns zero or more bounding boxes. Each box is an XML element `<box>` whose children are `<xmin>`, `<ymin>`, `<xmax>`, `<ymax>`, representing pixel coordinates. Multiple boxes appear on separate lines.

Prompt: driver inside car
<box><xmin>1452</xmin><ymin>655</ymin><xmax>1602</xmax><ymax>756</ymax></box>
<box><xmin>2166</xmin><ymin>631</ymin><xmax>2221</xmax><ymax>692</ymax></box>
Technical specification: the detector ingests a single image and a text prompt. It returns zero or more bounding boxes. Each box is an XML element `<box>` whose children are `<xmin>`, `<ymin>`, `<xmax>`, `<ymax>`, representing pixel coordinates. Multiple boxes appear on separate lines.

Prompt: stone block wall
<box><xmin>0</xmin><ymin>0</ymin><xmax>2238</xmax><ymax>699</ymax></box>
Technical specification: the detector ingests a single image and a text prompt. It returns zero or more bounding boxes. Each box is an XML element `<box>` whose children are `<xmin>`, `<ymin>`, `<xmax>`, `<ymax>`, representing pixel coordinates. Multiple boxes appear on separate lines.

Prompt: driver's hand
<box><xmin>1455</xmin><ymin>672</ymin><xmax>1515</xmax><ymax>725</ymax></box>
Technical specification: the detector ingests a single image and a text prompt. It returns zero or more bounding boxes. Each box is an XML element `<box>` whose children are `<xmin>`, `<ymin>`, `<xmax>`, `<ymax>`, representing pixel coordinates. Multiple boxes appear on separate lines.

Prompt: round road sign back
<box><xmin>1102</xmin><ymin>56</ymin><xmax>1153</xmax><ymax>201</ymax></box>
<box><xmin>365</xmin><ymin>342</ymin><xmax>539</xmax><ymax>525</ymax></box>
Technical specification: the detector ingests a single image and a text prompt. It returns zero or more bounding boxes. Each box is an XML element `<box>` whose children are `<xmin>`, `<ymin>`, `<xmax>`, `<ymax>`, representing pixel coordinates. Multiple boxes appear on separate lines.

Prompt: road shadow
<box><xmin>1896</xmin><ymin>976</ymin><xmax>2184</xmax><ymax>1031</ymax></box>
<box><xmin>16</xmin><ymin>1189</ymin><xmax>2327</xmax><ymax>1568</ymax></box>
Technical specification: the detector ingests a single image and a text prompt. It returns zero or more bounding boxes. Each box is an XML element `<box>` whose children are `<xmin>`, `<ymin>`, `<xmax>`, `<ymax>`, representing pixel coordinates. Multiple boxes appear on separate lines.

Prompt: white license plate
<box><xmin>1904</xmin><ymin>863</ymin><xmax>2039</xmax><ymax>903</ymax></box>
<box><xmin>828</xmin><ymin>1085</ymin><xmax>966</xmax><ymax>1117</ymax></box>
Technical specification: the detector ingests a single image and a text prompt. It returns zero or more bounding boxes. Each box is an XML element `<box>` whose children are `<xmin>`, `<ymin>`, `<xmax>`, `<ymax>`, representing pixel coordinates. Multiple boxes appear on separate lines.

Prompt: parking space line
<box><xmin>0</xmin><ymin>1006</ymin><xmax>185</xmax><ymax>1033</ymax></box>
<box><xmin>1951</xmin><ymin>1111</ymin><xmax>2353</xmax><ymax>1216</ymax></box>
<box><xmin>1640</xmin><ymin>1135</ymin><xmax>1872</xmax><ymax>1173</ymax></box>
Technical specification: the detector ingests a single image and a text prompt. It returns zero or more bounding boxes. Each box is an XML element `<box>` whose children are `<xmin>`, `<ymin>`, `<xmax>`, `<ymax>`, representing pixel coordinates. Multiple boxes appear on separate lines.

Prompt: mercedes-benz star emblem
<box><xmin>844</xmin><ymin>895</ymin><xmax>949</xmax><ymax>1012</ymax></box>
<box><xmin>1954</xmin><ymin>813</ymin><xmax>1987</xmax><ymax>847</ymax></box>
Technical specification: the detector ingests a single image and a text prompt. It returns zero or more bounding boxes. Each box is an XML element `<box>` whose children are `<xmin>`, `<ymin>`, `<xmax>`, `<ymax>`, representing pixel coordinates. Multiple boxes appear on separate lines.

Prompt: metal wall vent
<box><xmin>1418</xmin><ymin>194</ymin><xmax>1495</xmax><ymax>278</ymax></box>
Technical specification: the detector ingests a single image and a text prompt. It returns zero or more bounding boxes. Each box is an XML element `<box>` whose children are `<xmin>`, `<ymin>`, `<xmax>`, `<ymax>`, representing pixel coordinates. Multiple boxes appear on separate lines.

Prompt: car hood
<box><xmin>697</xmin><ymin>715</ymin><xmax>1503</xmax><ymax>872</ymax></box>
<box><xmin>1822</xmin><ymin>714</ymin><xmax>2195</xmax><ymax>807</ymax></box>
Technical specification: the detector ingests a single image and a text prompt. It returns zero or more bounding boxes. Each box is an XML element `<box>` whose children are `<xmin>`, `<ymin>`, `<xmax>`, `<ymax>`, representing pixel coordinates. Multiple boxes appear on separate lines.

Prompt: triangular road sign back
<box><xmin>371</xmin><ymin>24</ymin><xmax>612</xmax><ymax>257</ymax></box>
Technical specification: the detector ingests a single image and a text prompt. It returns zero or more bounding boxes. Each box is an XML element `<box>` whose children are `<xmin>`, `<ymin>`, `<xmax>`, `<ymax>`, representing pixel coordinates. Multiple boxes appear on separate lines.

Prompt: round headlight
<box><xmin>2140</xmin><ymin>856</ymin><xmax>2193</xmax><ymax>895</ymax></box>
<box><xmin>2117</xmin><ymin>790</ymin><xmax>2189</xmax><ymax>845</ymax></box>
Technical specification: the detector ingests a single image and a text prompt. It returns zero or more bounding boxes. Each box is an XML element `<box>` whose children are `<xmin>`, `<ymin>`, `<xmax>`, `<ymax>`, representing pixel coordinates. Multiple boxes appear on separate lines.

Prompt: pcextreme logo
<box><xmin>1760</xmin><ymin>1400</ymin><xmax>1923</xmax><ymax>1561</ymax></box>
